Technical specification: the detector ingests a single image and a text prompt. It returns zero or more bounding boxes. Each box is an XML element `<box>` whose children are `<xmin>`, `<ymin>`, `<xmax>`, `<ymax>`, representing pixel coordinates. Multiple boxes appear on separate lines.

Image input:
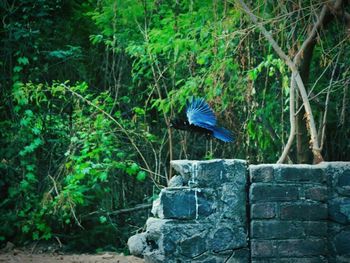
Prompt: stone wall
<box><xmin>249</xmin><ymin>164</ymin><xmax>328</xmax><ymax>263</ymax></box>
<box><xmin>128</xmin><ymin>160</ymin><xmax>350</xmax><ymax>263</ymax></box>
<box><xmin>128</xmin><ymin>159</ymin><xmax>249</xmax><ymax>263</ymax></box>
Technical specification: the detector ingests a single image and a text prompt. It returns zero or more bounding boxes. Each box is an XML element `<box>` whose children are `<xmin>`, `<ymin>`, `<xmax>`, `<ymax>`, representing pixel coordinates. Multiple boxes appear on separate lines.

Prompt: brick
<box><xmin>251</xmin><ymin>221</ymin><xmax>304</xmax><ymax>239</ymax></box>
<box><xmin>278</xmin><ymin>257</ymin><xmax>328</xmax><ymax>263</ymax></box>
<box><xmin>302</xmin><ymin>221</ymin><xmax>327</xmax><ymax>237</ymax></box>
<box><xmin>275</xmin><ymin>166</ymin><xmax>326</xmax><ymax>183</ymax></box>
<box><xmin>329</xmin><ymin>197</ymin><xmax>350</xmax><ymax>224</ymax></box>
<box><xmin>252</xmin><ymin>258</ymin><xmax>327</xmax><ymax>263</ymax></box>
<box><xmin>250</xmin><ymin>165</ymin><xmax>274</xmax><ymax>182</ymax></box>
<box><xmin>337</xmin><ymin>169</ymin><xmax>350</xmax><ymax>196</ymax></box>
<box><xmin>251</xmin><ymin>240</ymin><xmax>276</xmax><ymax>257</ymax></box>
<box><xmin>251</xmin><ymin>203</ymin><xmax>276</xmax><ymax>219</ymax></box>
<box><xmin>338</xmin><ymin>169</ymin><xmax>350</xmax><ymax>187</ymax></box>
<box><xmin>305</xmin><ymin>186</ymin><xmax>328</xmax><ymax>201</ymax></box>
<box><xmin>277</xmin><ymin>238</ymin><xmax>327</xmax><ymax>257</ymax></box>
<box><xmin>250</xmin><ymin>184</ymin><xmax>299</xmax><ymax>202</ymax></box>
<box><xmin>280</xmin><ymin>203</ymin><xmax>327</xmax><ymax>220</ymax></box>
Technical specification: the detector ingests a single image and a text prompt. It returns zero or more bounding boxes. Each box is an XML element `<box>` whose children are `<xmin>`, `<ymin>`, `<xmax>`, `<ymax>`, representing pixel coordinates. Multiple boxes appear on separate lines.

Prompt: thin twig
<box><xmin>320</xmin><ymin>51</ymin><xmax>341</xmax><ymax>150</ymax></box>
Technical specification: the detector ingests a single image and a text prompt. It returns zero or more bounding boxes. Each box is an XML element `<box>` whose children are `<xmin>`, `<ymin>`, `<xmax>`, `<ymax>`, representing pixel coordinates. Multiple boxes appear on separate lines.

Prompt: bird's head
<box><xmin>169</xmin><ymin>118</ymin><xmax>189</xmax><ymax>130</ymax></box>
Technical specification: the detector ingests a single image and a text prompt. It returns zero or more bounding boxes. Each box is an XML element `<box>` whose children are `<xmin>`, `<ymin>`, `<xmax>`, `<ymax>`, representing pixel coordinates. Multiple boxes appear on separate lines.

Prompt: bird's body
<box><xmin>170</xmin><ymin>98</ymin><xmax>234</xmax><ymax>142</ymax></box>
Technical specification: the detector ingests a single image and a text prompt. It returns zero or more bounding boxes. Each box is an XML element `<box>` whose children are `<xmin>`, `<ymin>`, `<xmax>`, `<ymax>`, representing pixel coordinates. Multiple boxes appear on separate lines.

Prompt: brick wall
<box><xmin>327</xmin><ymin>162</ymin><xmax>350</xmax><ymax>263</ymax></box>
<box><xmin>249</xmin><ymin>164</ymin><xmax>329</xmax><ymax>263</ymax></box>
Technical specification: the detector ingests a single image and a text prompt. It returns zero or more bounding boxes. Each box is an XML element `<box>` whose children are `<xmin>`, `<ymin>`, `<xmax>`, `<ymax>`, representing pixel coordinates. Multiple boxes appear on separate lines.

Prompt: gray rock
<box><xmin>151</xmin><ymin>198</ymin><xmax>162</xmax><ymax>218</ymax></box>
<box><xmin>168</xmin><ymin>174</ymin><xmax>184</xmax><ymax>187</ymax></box>
<box><xmin>208</xmin><ymin>226</ymin><xmax>247</xmax><ymax>252</ymax></box>
<box><xmin>127</xmin><ymin>233</ymin><xmax>147</xmax><ymax>256</ymax></box>
<box><xmin>179</xmin><ymin>235</ymin><xmax>207</xmax><ymax>258</ymax></box>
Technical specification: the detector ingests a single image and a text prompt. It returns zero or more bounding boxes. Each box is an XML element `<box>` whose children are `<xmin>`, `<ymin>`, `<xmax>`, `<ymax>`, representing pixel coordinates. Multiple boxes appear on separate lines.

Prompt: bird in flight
<box><xmin>170</xmin><ymin>97</ymin><xmax>234</xmax><ymax>142</ymax></box>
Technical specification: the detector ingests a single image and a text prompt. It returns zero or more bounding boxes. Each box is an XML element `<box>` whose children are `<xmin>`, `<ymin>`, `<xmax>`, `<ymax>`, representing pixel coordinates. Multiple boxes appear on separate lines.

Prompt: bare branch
<box><xmin>237</xmin><ymin>0</ymin><xmax>323</xmax><ymax>163</ymax></box>
<box><xmin>294</xmin><ymin>4</ymin><xmax>329</xmax><ymax>65</ymax></box>
<box><xmin>108</xmin><ymin>203</ymin><xmax>152</xmax><ymax>215</ymax></box>
<box><xmin>278</xmin><ymin>74</ymin><xmax>296</xmax><ymax>164</ymax></box>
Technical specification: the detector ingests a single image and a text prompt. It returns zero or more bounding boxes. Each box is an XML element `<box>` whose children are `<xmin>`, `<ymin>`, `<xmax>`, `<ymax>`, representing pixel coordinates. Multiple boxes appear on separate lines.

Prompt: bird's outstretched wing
<box><xmin>186</xmin><ymin>97</ymin><xmax>217</xmax><ymax>127</ymax></box>
<box><xmin>193</xmin><ymin>121</ymin><xmax>234</xmax><ymax>142</ymax></box>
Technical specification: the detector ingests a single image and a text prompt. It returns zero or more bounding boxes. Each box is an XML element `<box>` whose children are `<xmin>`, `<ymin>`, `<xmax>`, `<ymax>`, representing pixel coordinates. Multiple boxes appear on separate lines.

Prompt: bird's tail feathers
<box><xmin>212</xmin><ymin>126</ymin><xmax>234</xmax><ymax>142</ymax></box>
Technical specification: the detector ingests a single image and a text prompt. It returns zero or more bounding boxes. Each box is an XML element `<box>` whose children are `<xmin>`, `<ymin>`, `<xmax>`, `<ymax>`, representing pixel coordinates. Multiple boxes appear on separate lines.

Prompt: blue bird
<box><xmin>170</xmin><ymin>97</ymin><xmax>234</xmax><ymax>142</ymax></box>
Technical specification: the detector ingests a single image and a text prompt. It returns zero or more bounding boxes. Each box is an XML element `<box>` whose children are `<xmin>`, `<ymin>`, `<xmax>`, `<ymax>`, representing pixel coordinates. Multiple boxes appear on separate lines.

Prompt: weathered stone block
<box><xmin>158</xmin><ymin>188</ymin><xmax>215</xmax><ymax>219</ymax></box>
<box><xmin>170</xmin><ymin>159</ymin><xmax>247</xmax><ymax>188</ymax></box>
<box><xmin>275</xmin><ymin>165</ymin><xmax>326</xmax><ymax>183</ymax></box>
<box><xmin>219</xmin><ymin>182</ymin><xmax>246</xmax><ymax>223</ymax></box>
<box><xmin>305</xmin><ymin>186</ymin><xmax>328</xmax><ymax>201</ymax></box>
<box><xmin>280</xmin><ymin>202</ymin><xmax>327</xmax><ymax>220</ymax></box>
<box><xmin>226</xmin><ymin>248</ymin><xmax>250</xmax><ymax>263</ymax></box>
<box><xmin>250</xmin><ymin>165</ymin><xmax>274</xmax><ymax>182</ymax></box>
<box><xmin>208</xmin><ymin>226</ymin><xmax>247</xmax><ymax>252</ymax></box>
<box><xmin>145</xmin><ymin>218</ymin><xmax>209</xmax><ymax>257</ymax></box>
<box><xmin>251</xmin><ymin>203</ymin><xmax>276</xmax><ymax>219</ymax></box>
<box><xmin>159</xmin><ymin>189</ymin><xmax>195</xmax><ymax>219</ymax></box>
<box><xmin>329</xmin><ymin>197</ymin><xmax>350</xmax><ymax>224</ymax></box>
<box><xmin>276</xmin><ymin>238</ymin><xmax>327</xmax><ymax>257</ymax></box>
<box><xmin>179</xmin><ymin>235</ymin><xmax>207</xmax><ymax>258</ymax></box>
<box><xmin>250</xmin><ymin>184</ymin><xmax>299</xmax><ymax>202</ymax></box>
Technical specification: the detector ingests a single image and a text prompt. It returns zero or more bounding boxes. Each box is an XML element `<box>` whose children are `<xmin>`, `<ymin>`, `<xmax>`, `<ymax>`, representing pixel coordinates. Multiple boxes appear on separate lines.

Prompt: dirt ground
<box><xmin>0</xmin><ymin>243</ymin><xmax>144</xmax><ymax>263</ymax></box>
<box><xmin>0</xmin><ymin>252</ymin><xmax>144</xmax><ymax>263</ymax></box>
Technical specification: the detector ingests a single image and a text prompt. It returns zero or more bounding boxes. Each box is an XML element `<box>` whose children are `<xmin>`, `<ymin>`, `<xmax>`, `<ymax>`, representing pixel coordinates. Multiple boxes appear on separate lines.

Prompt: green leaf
<box><xmin>22</xmin><ymin>225</ymin><xmax>30</xmax><ymax>233</ymax></box>
<box><xmin>99</xmin><ymin>216</ymin><xmax>107</xmax><ymax>224</ymax></box>
<box><xmin>32</xmin><ymin>231</ymin><xmax>39</xmax><ymax>240</ymax></box>
<box><xmin>136</xmin><ymin>171</ymin><xmax>147</xmax><ymax>181</ymax></box>
<box><xmin>17</xmin><ymin>56</ymin><xmax>29</xmax><ymax>65</ymax></box>
<box><xmin>13</xmin><ymin>66</ymin><xmax>23</xmax><ymax>72</ymax></box>
<box><xmin>126</xmin><ymin>163</ymin><xmax>139</xmax><ymax>175</ymax></box>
